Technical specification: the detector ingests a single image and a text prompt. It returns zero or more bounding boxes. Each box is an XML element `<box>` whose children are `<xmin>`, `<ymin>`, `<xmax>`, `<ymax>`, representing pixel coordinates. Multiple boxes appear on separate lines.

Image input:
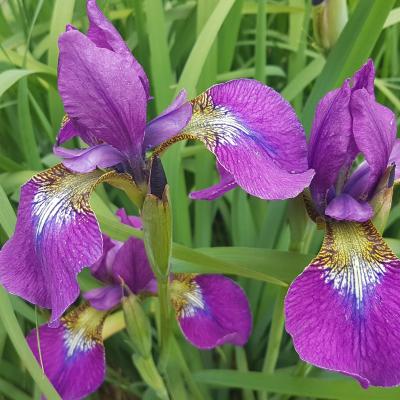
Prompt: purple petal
<box><xmin>58</xmin><ymin>29</ymin><xmax>147</xmax><ymax>160</ymax></box>
<box><xmin>116</xmin><ymin>208</ymin><xmax>142</xmax><ymax>229</ymax></box>
<box><xmin>84</xmin><ymin>285</ymin><xmax>122</xmax><ymax>310</ymax></box>
<box><xmin>173</xmin><ymin>274</ymin><xmax>252</xmax><ymax>349</ymax></box>
<box><xmin>351</xmin><ymin>89</ymin><xmax>396</xmax><ymax>197</ymax></box>
<box><xmin>90</xmin><ymin>235</ymin><xmax>121</xmax><ymax>283</ymax></box>
<box><xmin>308</xmin><ymin>81</ymin><xmax>354</xmax><ymax>206</ymax></box>
<box><xmin>343</xmin><ymin>161</ymin><xmax>370</xmax><ymax>199</ymax></box>
<box><xmin>189</xmin><ymin>162</ymin><xmax>238</xmax><ymax>200</ymax></box>
<box><xmin>56</xmin><ymin>118</ymin><xmax>78</xmax><ymax>146</ymax></box>
<box><xmin>285</xmin><ymin>220</ymin><xmax>400</xmax><ymax>387</ymax></box>
<box><xmin>352</xmin><ymin>59</ymin><xmax>375</xmax><ymax>95</ymax></box>
<box><xmin>325</xmin><ymin>193</ymin><xmax>373</xmax><ymax>222</ymax></box>
<box><xmin>144</xmin><ymin>90</ymin><xmax>192</xmax><ymax>150</ymax></box>
<box><xmin>0</xmin><ymin>165</ymin><xmax>115</xmax><ymax>322</ymax></box>
<box><xmin>86</xmin><ymin>0</ymin><xmax>150</xmax><ymax>99</ymax></box>
<box><xmin>389</xmin><ymin>139</ymin><xmax>400</xmax><ymax>182</ymax></box>
<box><xmin>54</xmin><ymin>143</ymin><xmax>125</xmax><ymax>173</ymax></box>
<box><xmin>112</xmin><ymin>236</ymin><xmax>154</xmax><ymax>294</ymax></box>
<box><xmin>27</xmin><ymin>305</ymin><xmax>106</xmax><ymax>399</ymax></box>
<box><xmin>182</xmin><ymin>79</ymin><xmax>314</xmax><ymax>200</ymax></box>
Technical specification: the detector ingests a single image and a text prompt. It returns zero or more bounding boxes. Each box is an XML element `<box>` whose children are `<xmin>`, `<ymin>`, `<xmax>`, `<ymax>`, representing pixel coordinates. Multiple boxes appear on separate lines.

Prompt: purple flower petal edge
<box><xmin>144</xmin><ymin>89</ymin><xmax>192</xmax><ymax>150</ymax></box>
<box><xmin>190</xmin><ymin>163</ymin><xmax>237</xmax><ymax>200</ymax></box>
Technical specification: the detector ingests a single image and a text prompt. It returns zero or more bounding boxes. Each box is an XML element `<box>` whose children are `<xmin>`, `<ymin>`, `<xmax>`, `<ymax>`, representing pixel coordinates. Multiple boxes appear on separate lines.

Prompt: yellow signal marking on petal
<box><xmin>60</xmin><ymin>114</ymin><xmax>69</xmax><ymax>129</ymax></box>
<box><xmin>62</xmin><ymin>304</ymin><xmax>107</xmax><ymax>358</ymax></box>
<box><xmin>31</xmin><ymin>164</ymin><xmax>138</xmax><ymax>235</ymax></box>
<box><xmin>182</xmin><ymin>91</ymin><xmax>249</xmax><ymax>151</ymax></box>
<box><xmin>171</xmin><ymin>274</ymin><xmax>205</xmax><ymax>318</ymax></box>
<box><xmin>316</xmin><ymin>221</ymin><xmax>396</xmax><ymax>308</ymax></box>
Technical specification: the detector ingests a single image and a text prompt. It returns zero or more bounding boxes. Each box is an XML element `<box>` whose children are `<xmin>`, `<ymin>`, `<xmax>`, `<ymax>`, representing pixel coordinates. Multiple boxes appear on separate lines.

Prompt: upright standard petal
<box><xmin>58</xmin><ymin>30</ymin><xmax>147</xmax><ymax>161</ymax></box>
<box><xmin>144</xmin><ymin>90</ymin><xmax>193</xmax><ymax>150</ymax></box>
<box><xmin>171</xmin><ymin>274</ymin><xmax>252</xmax><ymax>349</ymax></box>
<box><xmin>0</xmin><ymin>164</ymin><xmax>134</xmax><ymax>322</ymax></box>
<box><xmin>285</xmin><ymin>220</ymin><xmax>400</xmax><ymax>387</ymax></box>
<box><xmin>308</xmin><ymin>81</ymin><xmax>353</xmax><ymax>206</ymax></box>
<box><xmin>86</xmin><ymin>0</ymin><xmax>150</xmax><ymax>98</ymax></box>
<box><xmin>181</xmin><ymin>79</ymin><xmax>314</xmax><ymax>200</ymax></box>
<box><xmin>189</xmin><ymin>163</ymin><xmax>238</xmax><ymax>200</ymax></box>
<box><xmin>352</xmin><ymin>59</ymin><xmax>375</xmax><ymax>95</ymax></box>
<box><xmin>351</xmin><ymin>89</ymin><xmax>396</xmax><ymax>197</ymax></box>
<box><xmin>27</xmin><ymin>305</ymin><xmax>106</xmax><ymax>400</ymax></box>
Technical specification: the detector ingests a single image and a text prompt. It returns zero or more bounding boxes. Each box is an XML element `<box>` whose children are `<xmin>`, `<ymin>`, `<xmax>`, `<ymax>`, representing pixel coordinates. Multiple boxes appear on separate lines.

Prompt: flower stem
<box><xmin>157</xmin><ymin>277</ymin><xmax>172</xmax><ymax>372</ymax></box>
<box><xmin>258</xmin><ymin>287</ymin><xmax>286</xmax><ymax>400</ymax></box>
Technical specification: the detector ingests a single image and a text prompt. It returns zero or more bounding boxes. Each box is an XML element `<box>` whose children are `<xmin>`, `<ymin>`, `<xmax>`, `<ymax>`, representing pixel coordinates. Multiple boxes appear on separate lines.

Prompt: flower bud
<box><xmin>122</xmin><ymin>294</ymin><xmax>152</xmax><ymax>358</ymax></box>
<box><xmin>312</xmin><ymin>0</ymin><xmax>348</xmax><ymax>51</ymax></box>
<box><xmin>141</xmin><ymin>185</ymin><xmax>172</xmax><ymax>278</ymax></box>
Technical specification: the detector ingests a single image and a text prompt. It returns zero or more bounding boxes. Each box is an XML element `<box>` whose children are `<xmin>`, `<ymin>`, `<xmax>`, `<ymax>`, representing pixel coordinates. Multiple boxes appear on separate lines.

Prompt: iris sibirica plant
<box><xmin>285</xmin><ymin>60</ymin><xmax>400</xmax><ymax>388</ymax></box>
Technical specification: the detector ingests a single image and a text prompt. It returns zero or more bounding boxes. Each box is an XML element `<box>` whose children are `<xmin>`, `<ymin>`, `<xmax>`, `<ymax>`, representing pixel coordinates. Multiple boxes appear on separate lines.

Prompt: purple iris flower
<box><xmin>27</xmin><ymin>210</ymin><xmax>251</xmax><ymax>400</ymax></box>
<box><xmin>285</xmin><ymin>60</ymin><xmax>400</xmax><ymax>387</ymax></box>
<box><xmin>84</xmin><ymin>209</ymin><xmax>252</xmax><ymax>349</ymax></box>
<box><xmin>0</xmin><ymin>0</ymin><xmax>313</xmax><ymax>324</ymax></box>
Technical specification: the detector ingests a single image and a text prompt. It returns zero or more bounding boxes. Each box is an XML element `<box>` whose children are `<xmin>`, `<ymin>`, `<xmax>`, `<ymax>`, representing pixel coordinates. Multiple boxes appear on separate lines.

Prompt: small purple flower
<box><xmin>27</xmin><ymin>304</ymin><xmax>107</xmax><ymax>400</ymax></box>
<box><xmin>85</xmin><ymin>210</ymin><xmax>252</xmax><ymax>349</ymax></box>
<box><xmin>285</xmin><ymin>60</ymin><xmax>400</xmax><ymax>387</ymax></box>
<box><xmin>0</xmin><ymin>0</ymin><xmax>313</xmax><ymax>323</ymax></box>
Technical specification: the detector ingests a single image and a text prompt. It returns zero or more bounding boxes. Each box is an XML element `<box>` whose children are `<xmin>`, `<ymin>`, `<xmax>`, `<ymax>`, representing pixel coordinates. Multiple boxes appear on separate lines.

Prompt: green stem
<box><xmin>258</xmin><ymin>287</ymin><xmax>286</xmax><ymax>400</ymax></box>
<box><xmin>158</xmin><ymin>277</ymin><xmax>172</xmax><ymax>372</ymax></box>
<box><xmin>255</xmin><ymin>0</ymin><xmax>266</xmax><ymax>83</ymax></box>
<box><xmin>133</xmin><ymin>354</ymin><xmax>170</xmax><ymax>400</ymax></box>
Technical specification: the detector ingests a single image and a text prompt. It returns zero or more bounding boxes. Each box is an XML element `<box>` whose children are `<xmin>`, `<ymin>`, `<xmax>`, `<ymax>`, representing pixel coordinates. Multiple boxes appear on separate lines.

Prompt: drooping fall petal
<box><xmin>285</xmin><ymin>220</ymin><xmax>400</xmax><ymax>387</ymax></box>
<box><xmin>171</xmin><ymin>274</ymin><xmax>252</xmax><ymax>349</ymax></box>
<box><xmin>181</xmin><ymin>79</ymin><xmax>314</xmax><ymax>200</ymax></box>
<box><xmin>27</xmin><ymin>305</ymin><xmax>106</xmax><ymax>400</ymax></box>
<box><xmin>0</xmin><ymin>164</ymin><xmax>134</xmax><ymax>322</ymax></box>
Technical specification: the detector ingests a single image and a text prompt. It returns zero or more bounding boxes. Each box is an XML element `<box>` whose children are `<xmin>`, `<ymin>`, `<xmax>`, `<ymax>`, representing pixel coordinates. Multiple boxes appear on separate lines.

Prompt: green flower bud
<box><xmin>141</xmin><ymin>185</ymin><xmax>172</xmax><ymax>279</ymax></box>
<box><xmin>312</xmin><ymin>0</ymin><xmax>348</xmax><ymax>51</ymax></box>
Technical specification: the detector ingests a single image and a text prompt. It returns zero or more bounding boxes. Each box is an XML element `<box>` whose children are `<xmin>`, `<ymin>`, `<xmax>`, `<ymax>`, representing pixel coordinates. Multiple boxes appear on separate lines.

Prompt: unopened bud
<box><xmin>312</xmin><ymin>0</ymin><xmax>348</xmax><ymax>51</ymax></box>
<box><xmin>141</xmin><ymin>185</ymin><xmax>172</xmax><ymax>278</ymax></box>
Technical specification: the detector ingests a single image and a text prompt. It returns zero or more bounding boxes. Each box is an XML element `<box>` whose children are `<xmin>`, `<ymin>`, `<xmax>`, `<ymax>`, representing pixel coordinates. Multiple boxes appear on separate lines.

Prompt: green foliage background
<box><xmin>0</xmin><ymin>0</ymin><xmax>400</xmax><ymax>399</ymax></box>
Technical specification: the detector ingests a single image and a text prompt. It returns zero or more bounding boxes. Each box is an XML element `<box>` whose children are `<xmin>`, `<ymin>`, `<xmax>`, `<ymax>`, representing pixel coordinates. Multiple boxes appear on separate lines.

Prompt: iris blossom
<box><xmin>0</xmin><ymin>0</ymin><xmax>313</xmax><ymax>323</ymax></box>
<box><xmin>285</xmin><ymin>60</ymin><xmax>400</xmax><ymax>387</ymax></box>
<box><xmin>84</xmin><ymin>209</ymin><xmax>252</xmax><ymax>349</ymax></box>
<box><xmin>27</xmin><ymin>210</ymin><xmax>251</xmax><ymax>400</ymax></box>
